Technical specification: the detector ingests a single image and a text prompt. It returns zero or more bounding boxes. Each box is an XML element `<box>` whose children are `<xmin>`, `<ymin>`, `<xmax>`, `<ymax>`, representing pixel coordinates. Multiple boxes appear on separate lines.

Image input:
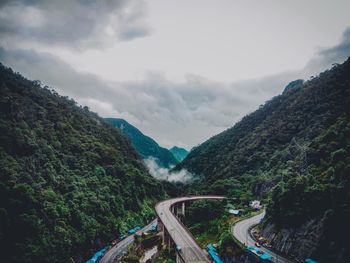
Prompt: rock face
<box><xmin>261</xmin><ymin>217</ymin><xmax>325</xmax><ymax>261</ymax></box>
<box><xmin>251</xmin><ymin>180</ymin><xmax>275</xmax><ymax>199</ymax></box>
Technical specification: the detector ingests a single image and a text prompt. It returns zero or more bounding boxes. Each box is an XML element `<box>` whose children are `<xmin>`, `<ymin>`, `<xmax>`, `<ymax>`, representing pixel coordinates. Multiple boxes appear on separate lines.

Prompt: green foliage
<box><xmin>185</xmin><ymin>200</ymin><xmax>236</xmax><ymax>247</ymax></box>
<box><xmin>178</xmin><ymin>58</ymin><xmax>350</xmax><ymax>262</ymax></box>
<box><xmin>178</xmin><ymin>59</ymin><xmax>350</xmax><ymax>195</ymax></box>
<box><xmin>104</xmin><ymin>118</ymin><xmax>178</xmax><ymax>168</ymax></box>
<box><xmin>185</xmin><ymin>200</ymin><xmax>241</xmax><ymax>258</ymax></box>
<box><xmin>0</xmin><ymin>64</ymin><xmax>168</xmax><ymax>263</ymax></box>
<box><xmin>266</xmin><ymin>116</ymin><xmax>350</xmax><ymax>262</ymax></box>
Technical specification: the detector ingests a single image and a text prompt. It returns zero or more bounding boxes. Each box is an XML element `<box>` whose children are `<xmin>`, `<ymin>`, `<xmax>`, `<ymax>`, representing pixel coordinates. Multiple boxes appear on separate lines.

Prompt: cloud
<box><xmin>303</xmin><ymin>28</ymin><xmax>350</xmax><ymax>77</ymax></box>
<box><xmin>144</xmin><ymin>158</ymin><xmax>193</xmax><ymax>183</ymax></box>
<box><xmin>0</xmin><ymin>0</ymin><xmax>151</xmax><ymax>49</ymax></box>
<box><xmin>0</xmin><ymin>27</ymin><xmax>349</xmax><ymax>148</ymax></box>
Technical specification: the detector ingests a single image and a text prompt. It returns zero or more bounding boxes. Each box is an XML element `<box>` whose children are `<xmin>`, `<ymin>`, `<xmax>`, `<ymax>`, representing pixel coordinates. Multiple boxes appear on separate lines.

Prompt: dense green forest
<box><xmin>105</xmin><ymin>118</ymin><xmax>178</xmax><ymax>168</ymax></box>
<box><xmin>177</xmin><ymin>58</ymin><xmax>350</xmax><ymax>262</ymax></box>
<box><xmin>0</xmin><ymin>64</ymin><xmax>169</xmax><ymax>263</ymax></box>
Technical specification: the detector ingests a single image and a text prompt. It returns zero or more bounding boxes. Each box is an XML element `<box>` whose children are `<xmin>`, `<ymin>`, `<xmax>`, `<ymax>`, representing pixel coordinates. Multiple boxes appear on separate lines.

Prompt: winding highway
<box><xmin>99</xmin><ymin>219</ymin><xmax>157</xmax><ymax>263</ymax></box>
<box><xmin>101</xmin><ymin>196</ymin><xmax>294</xmax><ymax>263</ymax></box>
<box><xmin>232</xmin><ymin>210</ymin><xmax>295</xmax><ymax>263</ymax></box>
<box><xmin>155</xmin><ymin>196</ymin><xmax>225</xmax><ymax>263</ymax></box>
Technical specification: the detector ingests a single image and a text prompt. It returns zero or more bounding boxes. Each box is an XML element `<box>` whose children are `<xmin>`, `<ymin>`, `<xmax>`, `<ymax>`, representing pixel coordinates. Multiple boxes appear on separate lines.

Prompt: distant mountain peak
<box><xmin>105</xmin><ymin>118</ymin><xmax>178</xmax><ymax>168</ymax></box>
<box><xmin>169</xmin><ymin>146</ymin><xmax>188</xmax><ymax>162</ymax></box>
<box><xmin>282</xmin><ymin>79</ymin><xmax>304</xmax><ymax>94</ymax></box>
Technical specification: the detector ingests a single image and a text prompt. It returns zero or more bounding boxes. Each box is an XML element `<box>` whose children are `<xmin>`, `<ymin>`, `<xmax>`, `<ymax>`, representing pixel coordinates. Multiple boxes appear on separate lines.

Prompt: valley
<box><xmin>0</xmin><ymin>53</ymin><xmax>349</xmax><ymax>263</ymax></box>
<box><xmin>1</xmin><ymin>1</ymin><xmax>349</xmax><ymax>262</ymax></box>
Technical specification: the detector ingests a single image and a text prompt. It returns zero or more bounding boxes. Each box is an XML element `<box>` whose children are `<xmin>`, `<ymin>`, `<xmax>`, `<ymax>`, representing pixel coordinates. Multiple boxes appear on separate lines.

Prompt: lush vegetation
<box><xmin>184</xmin><ymin>200</ymin><xmax>254</xmax><ymax>258</ymax></box>
<box><xmin>178</xmin><ymin>58</ymin><xmax>350</xmax><ymax>262</ymax></box>
<box><xmin>105</xmin><ymin>118</ymin><xmax>178</xmax><ymax>168</ymax></box>
<box><xmin>267</xmin><ymin>115</ymin><xmax>350</xmax><ymax>261</ymax></box>
<box><xmin>0</xmin><ymin>64</ymin><xmax>169</xmax><ymax>263</ymax></box>
<box><xmin>169</xmin><ymin>146</ymin><xmax>188</xmax><ymax>162</ymax></box>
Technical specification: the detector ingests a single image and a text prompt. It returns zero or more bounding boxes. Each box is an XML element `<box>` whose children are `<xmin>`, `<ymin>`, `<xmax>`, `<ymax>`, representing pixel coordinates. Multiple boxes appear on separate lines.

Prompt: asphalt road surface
<box><xmin>232</xmin><ymin>210</ymin><xmax>295</xmax><ymax>263</ymax></box>
<box><xmin>155</xmin><ymin>196</ymin><xmax>225</xmax><ymax>263</ymax></box>
<box><xmin>99</xmin><ymin>219</ymin><xmax>157</xmax><ymax>263</ymax></box>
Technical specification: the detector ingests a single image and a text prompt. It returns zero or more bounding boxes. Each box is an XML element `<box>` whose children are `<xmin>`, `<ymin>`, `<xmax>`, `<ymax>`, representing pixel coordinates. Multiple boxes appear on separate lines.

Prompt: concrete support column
<box><xmin>167</xmin><ymin>233</ymin><xmax>171</xmax><ymax>252</ymax></box>
<box><xmin>157</xmin><ymin>218</ymin><xmax>164</xmax><ymax>232</ymax></box>
<box><xmin>182</xmin><ymin>202</ymin><xmax>185</xmax><ymax>217</ymax></box>
<box><xmin>158</xmin><ymin>218</ymin><xmax>166</xmax><ymax>245</ymax></box>
<box><xmin>162</xmin><ymin>227</ymin><xmax>165</xmax><ymax>245</ymax></box>
<box><xmin>176</xmin><ymin>252</ymin><xmax>185</xmax><ymax>263</ymax></box>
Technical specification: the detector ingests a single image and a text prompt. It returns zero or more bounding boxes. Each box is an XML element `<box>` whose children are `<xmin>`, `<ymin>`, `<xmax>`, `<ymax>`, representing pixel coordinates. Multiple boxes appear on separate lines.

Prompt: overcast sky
<box><xmin>1</xmin><ymin>0</ymin><xmax>350</xmax><ymax>149</ymax></box>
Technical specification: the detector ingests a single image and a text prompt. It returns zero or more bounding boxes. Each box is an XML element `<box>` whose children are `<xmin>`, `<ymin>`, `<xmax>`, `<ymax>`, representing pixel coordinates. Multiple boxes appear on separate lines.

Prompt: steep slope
<box><xmin>169</xmin><ymin>146</ymin><xmax>188</xmax><ymax>162</ymax></box>
<box><xmin>177</xmin><ymin>58</ymin><xmax>350</xmax><ymax>262</ymax></box>
<box><xmin>0</xmin><ymin>64</ymin><xmax>167</xmax><ymax>263</ymax></box>
<box><xmin>104</xmin><ymin>118</ymin><xmax>178</xmax><ymax>168</ymax></box>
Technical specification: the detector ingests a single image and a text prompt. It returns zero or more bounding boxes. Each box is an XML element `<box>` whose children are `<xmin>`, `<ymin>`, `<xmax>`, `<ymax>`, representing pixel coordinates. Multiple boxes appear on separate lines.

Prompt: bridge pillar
<box><xmin>176</xmin><ymin>251</ymin><xmax>185</xmax><ymax>263</ymax></box>
<box><xmin>157</xmin><ymin>217</ymin><xmax>164</xmax><ymax>232</ymax></box>
<box><xmin>175</xmin><ymin>202</ymin><xmax>186</xmax><ymax>222</ymax></box>
<box><xmin>158</xmin><ymin>218</ymin><xmax>166</xmax><ymax>245</ymax></box>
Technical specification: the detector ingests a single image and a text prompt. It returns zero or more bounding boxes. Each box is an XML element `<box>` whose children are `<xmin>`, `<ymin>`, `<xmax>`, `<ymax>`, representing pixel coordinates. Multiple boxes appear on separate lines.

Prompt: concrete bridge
<box><xmin>155</xmin><ymin>196</ymin><xmax>225</xmax><ymax>263</ymax></box>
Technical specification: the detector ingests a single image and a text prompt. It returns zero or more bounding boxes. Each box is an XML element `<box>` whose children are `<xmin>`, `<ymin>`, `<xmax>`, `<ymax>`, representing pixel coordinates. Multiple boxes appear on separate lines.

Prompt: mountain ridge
<box><xmin>177</xmin><ymin>57</ymin><xmax>350</xmax><ymax>262</ymax></box>
<box><xmin>169</xmin><ymin>146</ymin><xmax>188</xmax><ymax>162</ymax></box>
<box><xmin>0</xmin><ymin>63</ymin><xmax>167</xmax><ymax>263</ymax></box>
<box><xmin>104</xmin><ymin>118</ymin><xmax>178</xmax><ymax>168</ymax></box>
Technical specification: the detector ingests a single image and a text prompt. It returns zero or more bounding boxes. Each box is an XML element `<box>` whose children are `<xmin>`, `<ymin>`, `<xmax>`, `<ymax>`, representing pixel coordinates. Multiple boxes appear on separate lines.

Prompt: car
<box><xmin>176</xmin><ymin>245</ymin><xmax>182</xmax><ymax>252</ymax></box>
<box><xmin>255</xmin><ymin>242</ymin><xmax>261</xmax><ymax>248</ymax></box>
<box><xmin>128</xmin><ymin>229</ymin><xmax>135</xmax><ymax>235</ymax></box>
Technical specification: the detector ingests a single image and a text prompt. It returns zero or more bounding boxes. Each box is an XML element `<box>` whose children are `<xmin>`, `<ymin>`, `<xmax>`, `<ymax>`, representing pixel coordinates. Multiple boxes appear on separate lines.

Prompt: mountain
<box><xmin>104</xmin><ymin>118</ymin><xmax>178</xmax><ymax>168</ymax></box>
<box><xmin>282</xmin><ymin>79</ymin><xmax>304</xmax><ymax>94</ymax></box>
<box><xmin>177</xmin><ymin>58</ymin><xmax>350</xmax><ymax>262</ymax></box>
<box><xmin>169</xmin><ymin>146</ymin><xmax>188</xmax><ymax>162</ymax></box>
<box><xmin>0</xmin><ymin>64</ymin><xmax>168</xmax><ymax>263</ymax></box>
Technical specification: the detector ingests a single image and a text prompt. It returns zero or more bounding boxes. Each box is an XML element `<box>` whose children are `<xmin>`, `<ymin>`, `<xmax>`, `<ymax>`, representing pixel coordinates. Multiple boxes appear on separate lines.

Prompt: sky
<box><xmin>0</xmin><ymin>0</ymin><xmax>350</xmax><ymax>149</ymax></box>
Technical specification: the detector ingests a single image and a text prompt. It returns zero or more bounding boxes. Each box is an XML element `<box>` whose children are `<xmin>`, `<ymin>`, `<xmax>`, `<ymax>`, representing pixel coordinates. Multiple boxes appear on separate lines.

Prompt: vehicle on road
<box><xmin>128</xmin><ymin>226</ymin><xmax>141</xmax><ymax>235</ymax></box>
<box><xmin>150</xmin><ymin>223</ymin><xmax>157</xmax><ymax>232</ymax></box>
<box><xmin>207</xmin><ymin>244</ymin><xmax>224</xmax><ymax>263</ymax></box>
<box><xmin>86</xmin><ymin>247</ymin><xmax>108</xmax><ymax>263</ymax></box>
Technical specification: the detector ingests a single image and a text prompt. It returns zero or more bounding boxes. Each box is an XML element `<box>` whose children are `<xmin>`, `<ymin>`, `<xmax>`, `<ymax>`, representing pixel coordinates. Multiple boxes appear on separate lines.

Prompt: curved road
<box><xmin>232</xmin><ymin>210</ymin><xmax>294</xmax><ymax>263</ymax></box>
<box><xmin>100</xmin><ymin>219</ymin><xmax>157</xmax><ymax>263</ymax></box>
<box><xmin>155</xmin><ymin>196</ymin><xmax>225</xmax><ymax>263</ymax></box>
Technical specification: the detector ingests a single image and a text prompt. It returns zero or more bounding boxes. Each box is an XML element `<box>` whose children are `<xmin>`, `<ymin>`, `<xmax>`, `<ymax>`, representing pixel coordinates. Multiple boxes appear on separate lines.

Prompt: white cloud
<box><xmin>144</xmin><ymin>157</ymin><xmax>193</xmax><ymax>183</ymax></box>
<box><xmin>0</xmin><ymin>27</ymin><xmax>349</xmax><ymax>148</ymax></box>
<box><xmin>0</xmin><ymin>0</ymin><xmax>151</xmax><ymax>49</ymax></box>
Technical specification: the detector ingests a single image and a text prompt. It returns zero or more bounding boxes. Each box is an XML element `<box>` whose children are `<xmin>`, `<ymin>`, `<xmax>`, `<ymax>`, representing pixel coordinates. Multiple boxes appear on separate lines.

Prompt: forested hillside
<box><xmin>105</xmin><ymin>118</ymin><xmax>178</xmax><ymax>167</ymax></box>
<box><xmin>0</xmin><ymin>64</ymin><xmax>168</xmax><ymax>263</ymax></box>
<box><xmin>177</xmin><ymin>58</ymin><xmax>350</xmax><ymax>262</ymax></box>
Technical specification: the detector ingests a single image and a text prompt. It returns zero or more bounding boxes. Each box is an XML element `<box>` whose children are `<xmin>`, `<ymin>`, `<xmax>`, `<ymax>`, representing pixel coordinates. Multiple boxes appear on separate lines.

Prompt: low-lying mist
<box><xmin>144</xmin><ymin>157</ymin><xmax>193</xmax><ymax>183</ymax></box>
